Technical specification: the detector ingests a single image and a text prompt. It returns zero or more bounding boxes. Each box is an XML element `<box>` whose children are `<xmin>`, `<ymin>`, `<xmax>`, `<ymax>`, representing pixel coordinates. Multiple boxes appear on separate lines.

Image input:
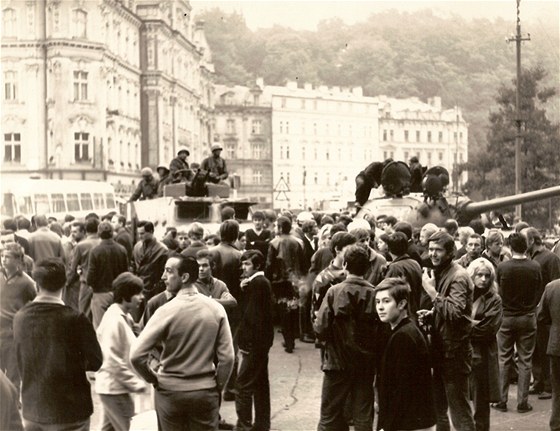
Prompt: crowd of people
<box><xmin>1</xmin><ymin>206</ymin><xmax>560</xmax><ymax>431</ymax></box>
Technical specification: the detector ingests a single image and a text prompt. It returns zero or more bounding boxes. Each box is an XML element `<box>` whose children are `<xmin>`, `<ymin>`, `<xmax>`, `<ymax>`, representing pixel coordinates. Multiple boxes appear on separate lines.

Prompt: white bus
<box><xmin>1</xmin><ymin>179</ymin><xmax>118</xmax><ymax>221</ymax></box>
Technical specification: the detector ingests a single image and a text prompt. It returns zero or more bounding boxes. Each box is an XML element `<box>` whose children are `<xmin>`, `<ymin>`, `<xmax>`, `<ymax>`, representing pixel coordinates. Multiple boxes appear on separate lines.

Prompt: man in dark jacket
<box><xmin>524</xmin><ymin>227</ymin><xmax>560</xmax><ymax>399</ymax></box>
<box><xmin>537</xmin><ymin>279</ymin><xmax>560</xmax><ymax>431</ymax></box>
<box><xmin>313</xmin><ymin>245</ymin><xmax>379</xmax><ymax>431</ymax></box>
<box><xmin>418</xmin><ymin>231</ymin><xmax>475</xmax><ymax>430</ymax></box>
<box><xmin>169</xmin><ymin>147</ymin><xmax>190</xmax><ymax>183</ymax></box>
<box><xmin>266</xmin><ymin>216</ymin><xmax>304</xmax><ymax>353</ymax></box>
<box><xmin>14</xmin><ymin>258</ymin><xmax>102</xmax><ymax>430</ymax></box>
<box><xmin>376</xmin><ymin>277</ymin><xmax>436</xmax><ymax>431</ymax></box>
<box><xmin>67</xmin><ymin>218</ymin><xmax>100</xmax><ymax>321</ymax></box>
<box><xmin>132</xmin><ymin>221</ymin><xmax>168</xmax><ymax>303</ymax></box>
<box><xmin>129</xmin><ymin>167</ymin><xmax>158</xmax><ymax>202</ymax></box>
<box><xmin>111</xmin><ymin>214</ymin><xmax>133</xmax><ymax>263</ymax></box>
<box><xmin>384</xmin><ymin>232</ymin><xmax>423</xmax><ymax>321</ymax></box>
<box><xmin>201</xmin><ymin>144</ymin><xmax>228</xmax><ymax>184</ymax></box>
<box><xmin>235</xmin><ymin>250</ymin><xmax>274</xmax><ymax>431</ymax></box>
<box><xmin>87</xmin><ymin>222</ymin><xmax>129</xmax><ymax>328</ymax></box>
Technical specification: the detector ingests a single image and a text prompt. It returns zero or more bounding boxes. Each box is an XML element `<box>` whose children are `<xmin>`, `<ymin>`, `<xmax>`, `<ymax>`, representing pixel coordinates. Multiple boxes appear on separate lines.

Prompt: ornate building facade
<box><xmin>213</xmin><ymin>81</ymin><xmax>273</xmax><ymax>207</ymax></box>
<box><xmin>375</xmin><ymin>95</ymin><xmax>469</xmax><ymax>191</ymax></box>
<box><xmin>213</xmin><ymin>80</ymin><xmax>470</xmax><ymax>211</ymax></box>
<box><xmin>271</xmin><ymin>82</ymin><xmax>380</xmax><ymax>210</ymax></box>
<box><xmin>1</xmin><ymin>0</ymin><xmax>213</xmax><ymax>196</ymax></box>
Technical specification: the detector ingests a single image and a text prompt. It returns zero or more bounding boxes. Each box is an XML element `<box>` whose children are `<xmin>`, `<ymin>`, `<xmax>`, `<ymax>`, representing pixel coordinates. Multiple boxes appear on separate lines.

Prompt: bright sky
<box><xmin>191</xmin><ymin>0</ymin><xmax>559</xmax><ymax>31</ymax></box>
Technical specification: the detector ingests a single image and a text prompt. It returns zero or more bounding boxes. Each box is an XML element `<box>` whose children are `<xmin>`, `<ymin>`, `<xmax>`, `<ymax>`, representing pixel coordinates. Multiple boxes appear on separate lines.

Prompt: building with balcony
<box><xmin>213</xmin><ymin>81</ymin><xmax>273</xmax><ymax>207</ymax></box>
<box><xmin>1</xmin><ymin>0</ymin><xmax>214</xmax><ymax>198</ymax></box>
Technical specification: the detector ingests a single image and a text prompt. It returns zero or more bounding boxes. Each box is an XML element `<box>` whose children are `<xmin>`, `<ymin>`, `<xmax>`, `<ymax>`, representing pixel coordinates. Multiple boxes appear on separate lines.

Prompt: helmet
<box><xmin>177</xmin><ymin>147</ymin><xmax>190</xmax><ymax>156</ymax></box>
<box><xmin>141</xmin><ymin>167</ymin><xmax>153</xmax><ymax>177</ymax></box>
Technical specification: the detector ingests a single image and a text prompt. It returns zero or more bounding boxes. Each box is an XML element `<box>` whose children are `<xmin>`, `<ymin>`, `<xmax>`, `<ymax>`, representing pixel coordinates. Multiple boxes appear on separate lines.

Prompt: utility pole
<box><xmin>507</xmin><ymin>0</ymin><xmax>530</xmax><ymax>219</ymax></box>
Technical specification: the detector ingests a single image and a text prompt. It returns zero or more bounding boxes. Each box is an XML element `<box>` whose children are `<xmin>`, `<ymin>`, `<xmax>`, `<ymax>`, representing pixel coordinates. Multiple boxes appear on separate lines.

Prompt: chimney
<box><xmin>318</xmin><ymin>85</ymin><xmax>328</xmax><ymax>92</ymax></box>
<box><xmin>287</xmin><ymin>81</ymin><xmax>298</xmax><ymax>90</ymax></box>
<box><xmin>332</xmin><ymin>86</ymin><xmax>340</xmax><ymax>93</ymax></box>
<box><xmin>304</xmin><ymin>83</ymin><xmax>312</xmax><ymax>91</ymax></box>
<box><xmin>256</xmin><ymin>77</ymin><xmax>264</xmax><ymax>89</ymax></box>
<box><xmin>433</xmin><ymin>96</ymin><xmax>442</xmax><ymax>110</ymax></box>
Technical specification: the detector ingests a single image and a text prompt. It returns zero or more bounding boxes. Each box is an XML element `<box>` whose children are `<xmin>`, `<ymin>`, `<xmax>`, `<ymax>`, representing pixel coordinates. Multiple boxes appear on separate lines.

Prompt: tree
<box><xmin>464</xmin><ymin>66</ymin><xmax>560</xmax><ymax>227</ymax></box>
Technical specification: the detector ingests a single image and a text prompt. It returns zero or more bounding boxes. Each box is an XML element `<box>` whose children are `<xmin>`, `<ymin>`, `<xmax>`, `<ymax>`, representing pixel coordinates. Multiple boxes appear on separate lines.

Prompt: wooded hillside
<box><xmin>197</xmin><ymin>8</ymin><xmax>559</xmax><ymax>157</ymax></box>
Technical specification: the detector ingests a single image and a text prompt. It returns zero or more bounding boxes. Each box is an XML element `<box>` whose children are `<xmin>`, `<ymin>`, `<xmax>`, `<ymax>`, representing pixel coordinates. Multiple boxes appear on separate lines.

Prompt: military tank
<box><xmin>355</xmin><ymin>161</ymin><xmax>560</xmax><ymax>228</ymax></box>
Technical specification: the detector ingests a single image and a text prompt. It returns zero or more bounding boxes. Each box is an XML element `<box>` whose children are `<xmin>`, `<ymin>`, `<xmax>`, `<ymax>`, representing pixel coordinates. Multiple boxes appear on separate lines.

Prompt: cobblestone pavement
<box><xmin>90</xmin><ymin>330</ymin><xmax>552</xmax><ymax>430</ymax></box>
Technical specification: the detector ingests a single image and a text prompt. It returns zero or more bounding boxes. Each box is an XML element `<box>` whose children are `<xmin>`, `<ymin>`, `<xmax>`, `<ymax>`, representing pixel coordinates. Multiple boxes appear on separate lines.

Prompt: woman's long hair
<box><xmin>467</xmin><ymin>257</ymin><xmax>498</xmax><ymax>294</ymax></box>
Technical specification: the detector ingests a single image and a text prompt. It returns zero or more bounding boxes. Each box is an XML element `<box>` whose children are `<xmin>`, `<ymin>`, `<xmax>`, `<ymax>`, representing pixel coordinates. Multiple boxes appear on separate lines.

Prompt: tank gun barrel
<box><xmin>461</xmin><ymin>186</ymin><xmax>560</xmax><ymax>217</ymax></box>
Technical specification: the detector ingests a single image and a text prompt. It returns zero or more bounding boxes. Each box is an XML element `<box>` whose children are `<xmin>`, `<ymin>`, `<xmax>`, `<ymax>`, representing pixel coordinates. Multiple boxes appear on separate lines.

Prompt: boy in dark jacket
<box><xmin>236</xmin><ymin>250</ymin><xmax>274</xmax><ymax>431</ymax></box>
<box><xmin>376</xmin><ymin>277</ymin><xmax>436</xmax><ymax>431</ymax></box>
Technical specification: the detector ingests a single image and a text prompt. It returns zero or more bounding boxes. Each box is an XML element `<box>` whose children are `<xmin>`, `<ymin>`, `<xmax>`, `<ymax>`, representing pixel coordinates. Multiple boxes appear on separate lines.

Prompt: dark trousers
<box><xmin>78</xmin><ymin>282</ymin><xmax>93</xmax><ymax>322</ymax></box>
<box><xmin>299</xmin><ymin>284</ymin><xmax>314</xmax><ymax>339</ymax></box>
<box><xmin>154</xmin><ymin>387</ymin><xmax>220</xmax><ymax>431</ymax></box>
<box><xmin>551</xmin><ymin>355</ymin><xmax>560</xmax><ymax>431</ymax></box>
<box><xmin>63</xmin><ymin>280</ymin><xmax>80</xmax><ymax>312</ymax></box>
<box><xmin>532</xmin><ymin>323</ymin><xmax>552</xmax><ymax>393</ymax></box>
<box><xmin>99</xmin><ymin>393</ymin><xmax>134</xmax><ymax>431</ymax></box>
<box><xmin>22</xmin><ymin>418</ymin><xmax>90</xmax><ymax>431</ymax></box>
<box><xmin>471</xmin><ymin>358</ymin><xmax>490</xmax><ymax>431</ymax></box>
<box><xmin>433</xmin><ymin>349</ymin><xmax>475</xmax><ymax>431</ymax></box>
<box><xmin>280</xmin><ymin>308</ymin><xmax>298</xmax><ymax>350</ymax></box>
<box><xmin>0</xmin><ymin>337</ymin><xmax>19</xmax><ymax>398</ymax></box>
<box><xmin>317</xmin><ymin>370</ymin><xmax>374</xmax><ymax>431</ymax></box>
<box><xmin>235</xmin><ymin>350</ymin><xmax>271</xmax><ymax>431</ymax></box>
<box><xmin>498</xmin><ymin>314</ymin><xmax>537</xmax><ymax>406</ymax></box>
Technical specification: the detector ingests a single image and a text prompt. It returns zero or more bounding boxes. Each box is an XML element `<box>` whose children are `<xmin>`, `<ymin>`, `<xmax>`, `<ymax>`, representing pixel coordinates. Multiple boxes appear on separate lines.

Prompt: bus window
<box><xmin>105</xmin><ymin>193</ymin><xmax>116</xmax><ymax>209</ymax></box>
<box><xmin>1</xmin><ymin>193</ymin><xmax>15</xmax><ymax>217</ymax></box>
<box><xmin>80</xmin><ymin>193</ymin><xmax>93</xmax><ymax>211</ymax></box>
<box><xmin>67</xmin><ymin>193</ymin><xmax>80</xmax><ymax>211</ymax></box>
<box><xmin>93</xmin><ymin>193</ymin><xmax>104</xmax><ymax>209</ymax></box>
<box><xmin>34</xmin><ymin>194</ymin><xmax>50</xmax><ymax>214</ymax></box>
<box><xmin>17</xmin><ymin>196</ymin><xmax>33</xmax><ymax>215</ymax></box>
<box><xmin>51</xmin><ymin>193</ymin><xmax>66</xmax><ymax>213</ymax></box>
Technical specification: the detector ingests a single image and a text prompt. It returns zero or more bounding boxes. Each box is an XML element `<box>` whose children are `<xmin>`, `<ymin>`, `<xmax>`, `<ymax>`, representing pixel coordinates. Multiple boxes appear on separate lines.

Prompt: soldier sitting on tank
<box><xmin>201</xmin><ymin>144</ymin><xmax>229</xmax><ymax>184</ymax></box>
<box><xmin>421</xmin><ymin>166</ymin><xmax>450</xmax><ymax>213</ymax></box>
<box><xmin>169</xmin><ymin>147</ymin><xmax>192</xmax><ymax>183</ymax></box>
<box><xmin>409</xmin><ymin>156</ymin><xmax>424</xmax><ymax>193</ymax></box>
<box><xmin>355</xmin><ymin>159</ymin><xmax>393</xmax><ymax>207</ymax></box>
<box><xmin>129</xmin><ymin>167</ymin><xmax>159</xmax><ymax>202</ymax></box>
<box><xmin>156</xmin><ymin>165</ymin><xmax>171</xmax><ymax>197</ymax></box>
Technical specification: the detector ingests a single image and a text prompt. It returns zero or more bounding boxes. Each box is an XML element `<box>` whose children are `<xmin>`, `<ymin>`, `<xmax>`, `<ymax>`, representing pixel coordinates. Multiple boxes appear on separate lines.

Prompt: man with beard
<box><xmin>417</xmin><ymin>231</ymin><xmax>475</xmax><ymax>431</ymax></box>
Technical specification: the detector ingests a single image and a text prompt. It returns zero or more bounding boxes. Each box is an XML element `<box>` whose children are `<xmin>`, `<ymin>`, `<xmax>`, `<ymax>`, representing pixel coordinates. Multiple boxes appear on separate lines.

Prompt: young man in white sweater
<box><xmin>95</xmin><ymin>272</ymin><xmax>146</xmax><ymax>431</ymax></box>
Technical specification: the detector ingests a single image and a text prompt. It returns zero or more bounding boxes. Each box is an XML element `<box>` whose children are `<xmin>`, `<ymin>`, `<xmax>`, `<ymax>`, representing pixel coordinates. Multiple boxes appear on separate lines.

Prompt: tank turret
<box><xmin>356</xmin><ymin>186</ymin><xmax>560</xmax><ymax>228</ymax></box>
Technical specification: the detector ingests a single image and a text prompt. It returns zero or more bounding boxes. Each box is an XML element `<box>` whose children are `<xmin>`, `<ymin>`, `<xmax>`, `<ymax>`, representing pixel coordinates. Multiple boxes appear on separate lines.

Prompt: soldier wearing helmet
<box><xmin>169</xmin><ymin>147</ymin><xmax>191</xmax><ymax>183</ymax></box>
<box><xmin>156</xmin><ymin>165</ymin><xmax>171</xmax><ymax>197</ymax></box>
<box><xmin>201</xmin><ymin>144</ymin><xmax>228</xmax><ymax>184</ymax></box>
<box><xmin>129</xmin><ymin>167</ymin><xmax>159</xmax><ymax>201</ymax></box>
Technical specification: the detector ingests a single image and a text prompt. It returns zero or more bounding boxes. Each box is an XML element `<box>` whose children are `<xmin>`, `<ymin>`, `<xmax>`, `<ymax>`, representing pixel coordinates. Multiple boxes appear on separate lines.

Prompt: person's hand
<box><xmin>422</xmin><ymin>267</ymin><xmax>437</xmax><ymax>300</ymax></box>
<box><xmin>240</xmin><ymin>278</ymin><xmax>249</xmax><ymax>290</ymax></box>
<box><xmin>417</xmin><ymin>309</ymin><xmax>433</xmax><ymax>327</ymax></box>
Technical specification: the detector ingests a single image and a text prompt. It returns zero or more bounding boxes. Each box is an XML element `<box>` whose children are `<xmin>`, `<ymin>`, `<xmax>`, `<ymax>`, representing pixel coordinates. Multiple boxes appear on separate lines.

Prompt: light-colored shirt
<box><xmin>95</xmin><ymin>303</ymin><xmax>145</xmax><ymax>394</ymax></box>
<box><xmin>130</xmin><ymin>288</ymin><xmax>234</xmax><ymax>392</ymax></box>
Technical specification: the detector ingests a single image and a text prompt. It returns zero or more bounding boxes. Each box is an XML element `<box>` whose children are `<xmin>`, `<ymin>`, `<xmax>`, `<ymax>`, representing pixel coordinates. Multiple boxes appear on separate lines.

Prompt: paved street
<box><xmin>90</xmin><ymin>330</ymin><xmax>552</xmax><ymax>431</ymax></box>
